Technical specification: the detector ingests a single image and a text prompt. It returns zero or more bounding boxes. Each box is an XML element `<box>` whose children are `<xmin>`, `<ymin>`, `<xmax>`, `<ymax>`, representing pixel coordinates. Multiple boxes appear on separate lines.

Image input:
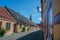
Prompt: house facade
<box><xmin>41</xmin><ymin>0</ymin><xmax>60</xmax><ymax>40</ymax></box>
<box><xmin>0</xmin><ymin>7</ymin><xmax>17</xmax><ymax>35</ymax></box>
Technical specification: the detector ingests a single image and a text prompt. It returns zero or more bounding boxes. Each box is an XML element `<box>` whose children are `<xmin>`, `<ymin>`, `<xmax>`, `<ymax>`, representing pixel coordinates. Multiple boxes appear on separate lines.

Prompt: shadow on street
<box><xmin>16</xmin><ymin>30</ymin><xmax>44</xmax><ymax>40</ymax></box>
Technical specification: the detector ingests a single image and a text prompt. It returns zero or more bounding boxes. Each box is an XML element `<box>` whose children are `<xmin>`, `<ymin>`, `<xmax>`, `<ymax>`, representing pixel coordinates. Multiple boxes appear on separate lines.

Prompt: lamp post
<box><xmin>36</xmin><ymin>7</ymin><xmax>41</xmax><ymax>13</ymax></box>
<box><xmin>36</xmin><ymin>6</ymin><xmax>43</xmax><ymax>25</ymax></box>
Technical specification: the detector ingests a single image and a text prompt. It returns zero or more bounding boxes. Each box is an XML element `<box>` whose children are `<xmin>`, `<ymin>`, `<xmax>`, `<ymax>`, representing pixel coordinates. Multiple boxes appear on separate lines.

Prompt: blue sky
<box><xmin>0</xmin><ymin>0</ymin><xmax>41</xmax><ymax>23</ymax></box>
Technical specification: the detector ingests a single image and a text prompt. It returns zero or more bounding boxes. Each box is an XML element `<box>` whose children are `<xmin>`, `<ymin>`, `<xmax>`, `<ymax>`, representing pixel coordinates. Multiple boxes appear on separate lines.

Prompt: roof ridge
<box><xmin>4</xmin><ymin>6</ymin><xmax>16</xmax><ymax>21</ymax></box>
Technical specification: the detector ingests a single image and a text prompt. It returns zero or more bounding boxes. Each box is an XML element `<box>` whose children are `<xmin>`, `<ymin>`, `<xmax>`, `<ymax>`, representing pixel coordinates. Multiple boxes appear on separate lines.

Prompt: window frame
<box><xmin>6</xmin><ymin>23</ymin><xmax>11</xmax><ymax>30</ymax></box>
<box><xmin>0</xmin><ymin>22</ymin><xmax>2</xmax><ymax>27</ymax></box>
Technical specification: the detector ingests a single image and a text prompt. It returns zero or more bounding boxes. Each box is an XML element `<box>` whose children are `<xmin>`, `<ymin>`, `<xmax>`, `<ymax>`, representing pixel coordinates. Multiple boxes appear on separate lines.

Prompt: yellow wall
<box><xmin>16</xmin><ymin>24</ymin><xmax>20</xmax><ymax>32</ymax></box>
<box><xmin>53</xmin><ymin>24</ymin><xmax>60</xmax><ymax>40</ymax></box>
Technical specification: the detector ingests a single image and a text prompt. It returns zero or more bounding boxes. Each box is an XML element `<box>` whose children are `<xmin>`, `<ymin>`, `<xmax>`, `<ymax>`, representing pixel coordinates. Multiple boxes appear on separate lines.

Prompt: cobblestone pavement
<box><xmin>0</xmin><ymin>29</ymin><xmax>44</xmax><ymax>40</ymax></box>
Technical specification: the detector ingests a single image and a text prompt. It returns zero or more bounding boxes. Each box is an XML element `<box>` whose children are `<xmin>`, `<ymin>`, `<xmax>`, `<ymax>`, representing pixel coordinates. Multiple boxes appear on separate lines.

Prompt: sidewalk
<box><xmin>0</xmin><ymin>29</ymin><xmax>40</xmax><ymax>40</ymax></box>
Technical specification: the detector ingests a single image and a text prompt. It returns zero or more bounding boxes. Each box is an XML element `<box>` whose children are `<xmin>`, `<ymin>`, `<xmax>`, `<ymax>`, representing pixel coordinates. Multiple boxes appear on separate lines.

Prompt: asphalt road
<box><xmin>16</xmin><ymin>30</ymin><xmax>44</xmax><ymax>40</ymax></box>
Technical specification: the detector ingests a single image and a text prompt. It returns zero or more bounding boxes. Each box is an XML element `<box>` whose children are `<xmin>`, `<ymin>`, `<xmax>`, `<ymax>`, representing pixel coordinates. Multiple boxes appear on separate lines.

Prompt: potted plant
<box><xmin>0</xmin><ymin>27</ymin><xmax>7</xmax><ymax>37</ymax></box>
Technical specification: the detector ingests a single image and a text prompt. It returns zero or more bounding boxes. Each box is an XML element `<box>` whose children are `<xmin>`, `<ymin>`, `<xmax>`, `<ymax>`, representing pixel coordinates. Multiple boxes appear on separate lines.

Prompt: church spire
<box><xmin>30</xmin><ymin>14</ymin><xmax>32</xmax><ymax>21</ymax></box>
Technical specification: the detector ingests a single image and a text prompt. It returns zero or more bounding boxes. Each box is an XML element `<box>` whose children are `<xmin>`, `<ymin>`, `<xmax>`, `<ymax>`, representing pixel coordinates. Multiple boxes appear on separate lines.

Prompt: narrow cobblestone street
<box><xmin>0</xmin><ymin>29</ymin><xmax>44</xmax><ymax>40</ymax></box>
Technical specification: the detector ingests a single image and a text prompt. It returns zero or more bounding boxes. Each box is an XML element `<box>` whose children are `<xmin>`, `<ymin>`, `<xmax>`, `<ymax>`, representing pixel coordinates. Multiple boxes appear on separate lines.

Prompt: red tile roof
<box><xmin>0</xmin><ymin>7</ymin><xmax>15</xmax><ymax>21</ymax></box>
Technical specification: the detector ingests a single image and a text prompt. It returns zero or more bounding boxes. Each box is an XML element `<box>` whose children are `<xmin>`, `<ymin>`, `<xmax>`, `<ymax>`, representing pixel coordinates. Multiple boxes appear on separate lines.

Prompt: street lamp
<box><xmin>36</xmin><ymin>6</ymin><xmax>42</xmax><ymax>24</ymax></box>
<box><xmin>36</xmin><ymin>6</ymin><xmax>41</xmax><ymax>13</ymax></box>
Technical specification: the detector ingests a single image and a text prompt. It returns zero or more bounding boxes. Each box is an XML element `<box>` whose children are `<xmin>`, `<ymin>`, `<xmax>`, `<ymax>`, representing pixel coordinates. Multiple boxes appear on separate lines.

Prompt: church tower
<box><xmin>30</xmin><ymin>14</ymin><xmax>32</xmax><ymax>21</ymax></box>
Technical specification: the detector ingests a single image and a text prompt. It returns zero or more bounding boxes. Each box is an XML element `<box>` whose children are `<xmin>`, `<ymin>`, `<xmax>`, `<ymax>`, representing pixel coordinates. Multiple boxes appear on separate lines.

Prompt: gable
<box><xmin>0</xmin><ymin>7</ymin><xmax>16</xmax><ymax>21</ymax></box>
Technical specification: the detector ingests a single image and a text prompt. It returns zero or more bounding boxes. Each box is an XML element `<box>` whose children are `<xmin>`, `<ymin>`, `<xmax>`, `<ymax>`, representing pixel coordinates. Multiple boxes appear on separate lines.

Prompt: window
<box><xmin>55</xmin><ymin>13</ymin><xmax>60</xmax><ymax>24</ymax></box>
<box><xmin>6</xmin><ymin>23</ymin><xmax>11</xmax><ymax>30</ymax></box>
<box><xmin>48</xmin><ymin>2</ymin><xmax>53</xmax><ymax>26</ymax></box>
<box><xmin>0</xmin><ymin>22</ymin><xmax>2</xmax><ymax>27</ymax></box>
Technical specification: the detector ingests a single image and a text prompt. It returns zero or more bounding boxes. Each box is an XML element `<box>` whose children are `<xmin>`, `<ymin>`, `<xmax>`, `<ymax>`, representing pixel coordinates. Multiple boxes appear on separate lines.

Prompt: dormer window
<box><xmin>55</xmin><ymin>13</ymin><xmax>60</xmax><ymax>24</ymax></box>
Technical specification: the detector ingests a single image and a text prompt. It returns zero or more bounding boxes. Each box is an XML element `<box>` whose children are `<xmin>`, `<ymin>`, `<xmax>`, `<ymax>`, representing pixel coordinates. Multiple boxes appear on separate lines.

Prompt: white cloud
<box><xmin>38</xmin><ymin>18</ymin><xmax>42</xmax><ymax>20</ymax></box>
<box><xmin>39</xmin><ymin>8</ymin><xmax>41</xmax><ymax>12</ymax></box>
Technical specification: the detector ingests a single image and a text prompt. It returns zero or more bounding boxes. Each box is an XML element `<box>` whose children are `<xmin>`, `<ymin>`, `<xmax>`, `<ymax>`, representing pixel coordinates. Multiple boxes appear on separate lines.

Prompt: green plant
<box><xmin>21</xmin><ymin>27</ymin><xmax>25</xmax><ymax>32</ymax></box>
<box><xmin>0</xmin><ymin>27</ymin><xmax>7</xmax><ymax>37</ymax></box>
